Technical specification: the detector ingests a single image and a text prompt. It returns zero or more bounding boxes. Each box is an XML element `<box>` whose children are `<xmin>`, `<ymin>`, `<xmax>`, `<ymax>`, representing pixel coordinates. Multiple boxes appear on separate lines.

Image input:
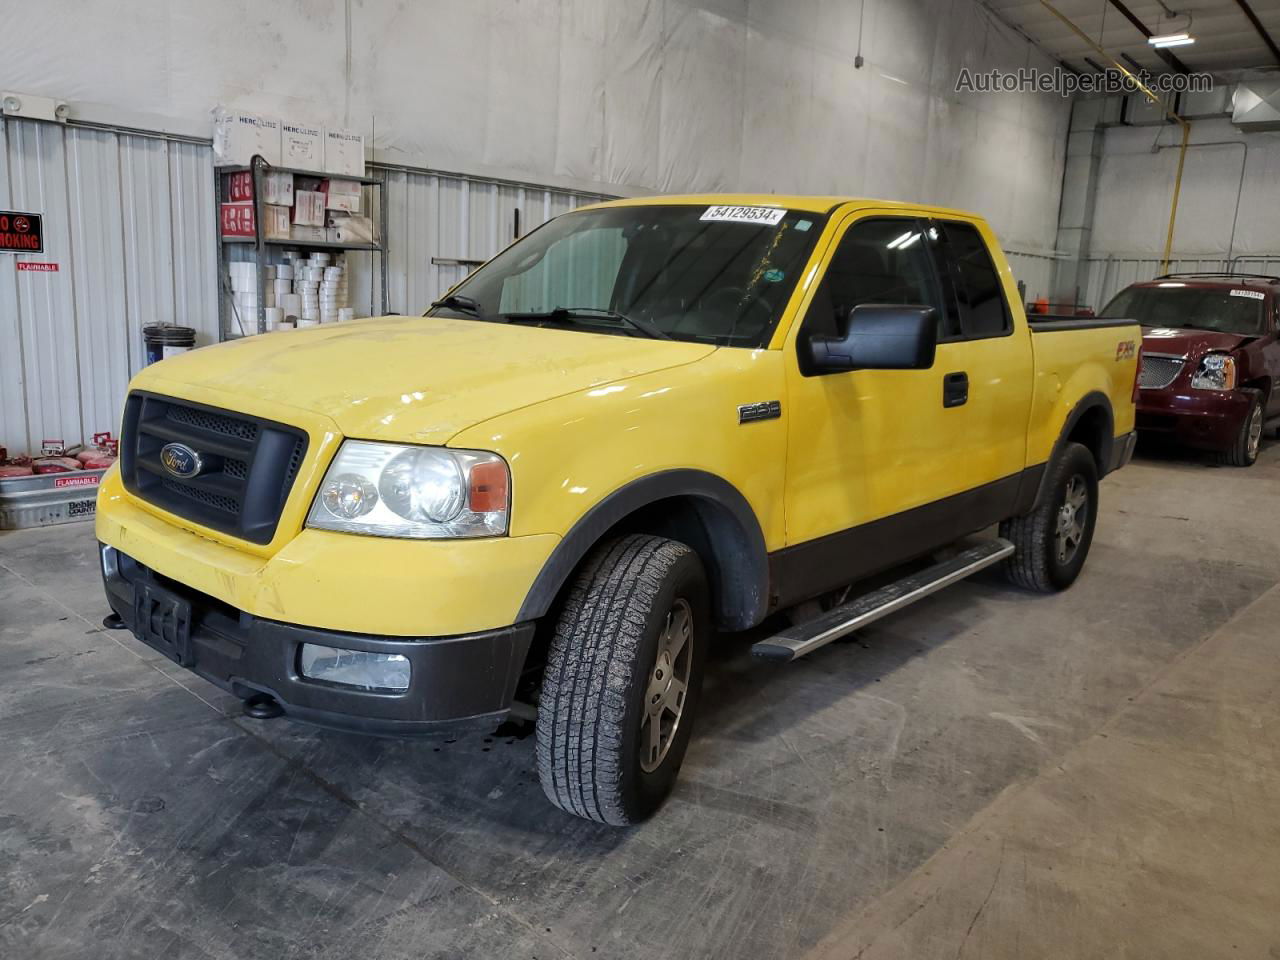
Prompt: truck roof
<box><xmin>580</xmin><ymin>193</ymin><xmax>984</xmax><ymax>220</ymax></box>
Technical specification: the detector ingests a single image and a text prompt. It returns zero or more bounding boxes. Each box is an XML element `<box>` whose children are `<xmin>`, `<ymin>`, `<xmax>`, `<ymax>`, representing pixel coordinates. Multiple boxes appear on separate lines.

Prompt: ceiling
<box><xmin>984</xmin><ymin>0</ymin><xmax>1280</xmax><ymax>74</ymax></box>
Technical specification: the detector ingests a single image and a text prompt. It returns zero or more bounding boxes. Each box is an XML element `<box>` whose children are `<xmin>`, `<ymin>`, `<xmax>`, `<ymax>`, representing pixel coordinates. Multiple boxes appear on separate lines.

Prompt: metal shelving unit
<box><xmin>215</xmin><ymin>156</ymin><xmax>390</xmax><ymax>340</ymax></box>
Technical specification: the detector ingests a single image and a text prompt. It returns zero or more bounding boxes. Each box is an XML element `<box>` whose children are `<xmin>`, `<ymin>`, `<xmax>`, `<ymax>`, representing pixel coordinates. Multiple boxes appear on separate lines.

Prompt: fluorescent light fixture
<box><xmin>1149</xmin><ymin>33</ymin><xmax>1195</xmax><ymax>47</ymax></box>
<box><xmin>897</xmin><ymin>233</ymin><xmax>922</xmax><ymax>250</ymax></box>
<box><xmin>887</xmin><ymin>231</ymin><xmax>915</xmax><ymax>250</ymax></box>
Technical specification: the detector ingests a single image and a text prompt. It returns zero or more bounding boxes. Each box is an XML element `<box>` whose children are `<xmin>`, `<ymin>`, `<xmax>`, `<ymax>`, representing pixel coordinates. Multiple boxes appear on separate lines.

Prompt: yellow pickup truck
<box><xmin>97</xmin><ymin>195</ymin><xmax>1138</xmax><ymax>824</ymax></box>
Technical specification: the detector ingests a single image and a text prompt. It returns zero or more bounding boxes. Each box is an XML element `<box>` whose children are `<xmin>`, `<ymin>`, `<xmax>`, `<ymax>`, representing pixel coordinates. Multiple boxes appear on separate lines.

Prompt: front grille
<box><xmin>1138</xmin><ymin>355</ymin><xmax>1185</xmax><ymax>390</ymax></box>
<box><xmin>160</xmin><ymin>477</ymin><xmax>241</xmax><ymax>515</ymax></box>
<box><xmin>166</xmin><ymin>404</ymin><xmax>259</xmax><ymax>442</ymax></box>
<box><xmin>120</xmin><ymin>392</ymin><xmax>309</xmax><ymax>544</ymax></box>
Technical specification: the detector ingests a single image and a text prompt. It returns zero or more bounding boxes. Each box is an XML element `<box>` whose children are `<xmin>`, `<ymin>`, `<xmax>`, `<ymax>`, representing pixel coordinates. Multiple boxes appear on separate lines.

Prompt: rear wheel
<box><xmin>1218</xmin><ymin>390</ymin><xmax>1263</xmax><ymax>467</ymax></box>
<box><xmin>536</xmin><ymin>534</ymin><xmax>709</xmax><ymax>825</ymax></box>
<box><xmin>1000</xmin><ymin>442</ymin><xmax>1099</xmax><ymax>593</ymax></box>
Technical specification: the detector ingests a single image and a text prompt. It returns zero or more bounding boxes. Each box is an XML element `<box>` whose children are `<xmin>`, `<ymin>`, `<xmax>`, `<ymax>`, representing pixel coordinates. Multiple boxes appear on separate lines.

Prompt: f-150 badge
<box><xmin>738</xmin><ymin>401</ymin><xmax>782</xmax><ymax>424</ymax></box>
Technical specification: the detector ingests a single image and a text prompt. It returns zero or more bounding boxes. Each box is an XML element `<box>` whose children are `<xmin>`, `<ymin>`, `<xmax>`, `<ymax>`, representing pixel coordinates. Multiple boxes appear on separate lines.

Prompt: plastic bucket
<box><xmin>142</xmin><ymin>324</ymin><xmax>196</xmax><ymax>365</ymax></box>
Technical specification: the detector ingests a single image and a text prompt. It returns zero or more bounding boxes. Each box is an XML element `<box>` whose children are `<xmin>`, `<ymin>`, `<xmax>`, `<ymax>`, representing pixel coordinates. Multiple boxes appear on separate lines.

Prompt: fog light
<box><xmin>299</xmin><ymin>643</ymin><xmax>410</xmax><ymax>691</ymax></box>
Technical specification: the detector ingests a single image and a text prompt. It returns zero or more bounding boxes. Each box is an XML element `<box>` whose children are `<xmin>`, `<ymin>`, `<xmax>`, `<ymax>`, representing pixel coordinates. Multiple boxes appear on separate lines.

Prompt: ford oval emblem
<box><xmin>160</xmin><ymin>442</ymin><xmax>203</xmax><ymax>479</ymax></box>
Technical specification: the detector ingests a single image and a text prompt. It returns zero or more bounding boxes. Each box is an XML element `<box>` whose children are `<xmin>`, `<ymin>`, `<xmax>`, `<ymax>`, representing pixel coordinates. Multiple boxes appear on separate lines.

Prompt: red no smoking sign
<box><xmin>1</xmin><ymin>210</ymin><xmax>44</xmax><ymax>254</ymax></box>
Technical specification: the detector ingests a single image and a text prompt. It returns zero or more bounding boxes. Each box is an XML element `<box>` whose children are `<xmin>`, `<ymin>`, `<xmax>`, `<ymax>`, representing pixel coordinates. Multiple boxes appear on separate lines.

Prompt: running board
<box><xmin>752</xmin><ymin>539</ymin><xmax>1015</xmax><ymax>663</ymax></box>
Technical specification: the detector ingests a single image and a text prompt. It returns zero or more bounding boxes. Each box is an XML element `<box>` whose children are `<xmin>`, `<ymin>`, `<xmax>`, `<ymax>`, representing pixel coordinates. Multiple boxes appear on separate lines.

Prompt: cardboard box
<box><xmin>220</xmin><ymin>201</ymin><xmax>256</xmax><ymax>238</ymax></box>
<box><xmin>262</xmin><ymin>171</ymin><xmax>295</xmax><ymax>206</ymax></box>
<box><xmin>281</xmin><ymin>121</ymin><xmax>324</xmax><ymax>172</ymax></box>
<box><xmin>322</xmin><ymin>178</ymin><xmax>362</xmax><ymax>214</ymax></box>
<box><xmin>293</xmin><ymin>190</ymin><xmax>326</xmax><ymax>227</ymax></box>
<box><xmin>290</xmin><ymin>224</ymin><xmax>327</xmax><ymax>243</ymax></box>
<box><xmin>324</xmin><ymin>128</ymin><xmax>366</xmax><ymax>177</ymax></box>
<box><xmin>263</xmin><ymin>204</ymin><xmax>292</xmax><ymax>240</ymax></box>
<box><xmin>227</xmin><ymin>171</ymin><xmax>254</xmax><ymax>202</ymax></box>
<box><xmin>326</xmin><ymin>213</ymin><xmax>375</xmax><ymax>244</ymax></box>
<box><xmin>212</xmin><ymin>111</ymin><xmax>281</xmax><ymax>167</ymax></box>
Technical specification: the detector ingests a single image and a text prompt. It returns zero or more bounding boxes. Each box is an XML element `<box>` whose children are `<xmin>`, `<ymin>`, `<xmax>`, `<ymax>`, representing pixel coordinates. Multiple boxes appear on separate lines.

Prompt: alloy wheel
<box><xmin>640</xmin><ymin>598</ymin><xmax>693</xmax><ymax>773</ymax></box>
<box><xmin>1247</xmin><ymin>403</ymin><xmax>1263</xmax><ymax>461</ymax></box>
<box><xmin>1055</xmin><ymin>475</ymin><xmax>1089</xmax><ymax>565</ymax></box>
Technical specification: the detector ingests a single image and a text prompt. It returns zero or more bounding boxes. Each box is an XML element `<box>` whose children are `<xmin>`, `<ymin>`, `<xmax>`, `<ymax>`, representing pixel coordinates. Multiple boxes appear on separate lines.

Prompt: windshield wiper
<box><xmin>428</xmin><ymin>294</ymin><xmax>498</xmax><ymax>321</ymax></box>
<box><xmin>502</xmin><ymin>306</ymin><xmax>673</xmax><ymax>341</ymax></box>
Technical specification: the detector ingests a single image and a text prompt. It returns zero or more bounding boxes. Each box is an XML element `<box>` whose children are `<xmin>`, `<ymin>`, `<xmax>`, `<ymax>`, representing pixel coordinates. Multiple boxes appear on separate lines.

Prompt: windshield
<box><xmin>1100</xmin><ymin>285</ymin><xmax>1267</xmax><ymax>335</ymax></box>
<box><xmin>427</xmin><ymin>204</ymin><xmax>828</xmax><ymax>347</ymax></box>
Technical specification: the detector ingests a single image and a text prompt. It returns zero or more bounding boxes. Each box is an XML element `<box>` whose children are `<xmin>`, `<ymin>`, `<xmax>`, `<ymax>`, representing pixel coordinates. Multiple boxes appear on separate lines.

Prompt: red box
<box><xmin>227</xmin><ymin>171</ymin><xmax>254</xmax><ymax>202</ymax></box>
<box><xmin>220</xmin><ymin>201</ymin><xmax>256</xmax><ymax>238</ymax></box>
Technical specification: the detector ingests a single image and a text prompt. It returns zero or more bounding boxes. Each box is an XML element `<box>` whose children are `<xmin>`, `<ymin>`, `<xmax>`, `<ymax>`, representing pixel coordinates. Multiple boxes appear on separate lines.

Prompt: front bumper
<box><xmin>101</xmin><ymin>543</ymin><xmax>536</xmax><ymax>736</ymax></box>
<box><xmin>95</xmin><ymin>464</ymin><xmax>558</xmax><ymax>637</ymax></box>
<box><xmin>1136</xmin><ymin>387</ymin><xmax>1251</xmax><ymax>452</ymax></box>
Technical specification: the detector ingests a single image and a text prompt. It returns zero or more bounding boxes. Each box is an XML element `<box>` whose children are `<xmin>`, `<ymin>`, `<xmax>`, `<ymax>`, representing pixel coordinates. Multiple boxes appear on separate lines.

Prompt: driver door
<box><xmin>777</xmin><ymin>210</ymin><xmax>1028</xmax><ymax>601</ymax></box>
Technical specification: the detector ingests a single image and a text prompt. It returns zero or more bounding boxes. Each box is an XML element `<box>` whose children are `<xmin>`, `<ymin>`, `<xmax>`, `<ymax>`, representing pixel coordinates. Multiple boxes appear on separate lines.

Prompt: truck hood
<box><xmin>135</xmin><ymin>316</ymin><xmax>716</xmax><ymax>444</ymax></box>
<box><xmin>1141</xmin><ymin>325</ymin><xmax>1251</xmax><ymax>357</ymax></box>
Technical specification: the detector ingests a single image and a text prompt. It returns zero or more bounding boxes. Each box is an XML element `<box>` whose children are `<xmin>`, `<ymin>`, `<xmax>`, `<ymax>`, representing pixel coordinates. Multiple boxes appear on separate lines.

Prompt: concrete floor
<box><xmin>1</xmin><ymin>443</ymin><xmax>1278</xmax><ymax>959</ymax></box>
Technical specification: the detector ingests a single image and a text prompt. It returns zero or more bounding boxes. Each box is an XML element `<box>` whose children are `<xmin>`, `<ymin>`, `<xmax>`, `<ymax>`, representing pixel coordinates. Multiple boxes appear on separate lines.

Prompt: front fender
<box><xmin>515</xmin><ymin>469</ymin><xmax>770</xmax><ymax>630</ymax></box>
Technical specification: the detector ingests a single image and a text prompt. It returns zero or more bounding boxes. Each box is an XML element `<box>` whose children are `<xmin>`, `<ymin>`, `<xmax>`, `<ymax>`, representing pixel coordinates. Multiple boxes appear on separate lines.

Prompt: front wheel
<box><xmin>1000</xmin><ymin>441</ymin><xmax>1099</xmax><ymax>593</ymax></box>
<box><xmin>536</xmin><ymin>534</ymin><xmax>709</xmax><ymax>825</ymax></box>
<box><xmin>1218</xmin><ymin>389</ymin><xmax>1264</xmax><ymax>467</ymax></box>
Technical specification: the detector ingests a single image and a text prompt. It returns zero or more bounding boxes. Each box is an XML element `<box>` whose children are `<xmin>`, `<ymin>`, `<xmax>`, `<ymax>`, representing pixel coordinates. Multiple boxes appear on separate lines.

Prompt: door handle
<box><xmin>943</xmin><ymin>371</ymin><xmax>969</xmax><ymax>408</ymax></box>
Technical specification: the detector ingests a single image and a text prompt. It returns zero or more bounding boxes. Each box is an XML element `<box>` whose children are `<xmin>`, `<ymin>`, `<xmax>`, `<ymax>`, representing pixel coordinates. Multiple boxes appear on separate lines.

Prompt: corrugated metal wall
<box><xmin>0</xmin><ymin>118</ymin><xmax>218</xmax><ymax>454</ymax></box>
<box><xmin>354</xmin><ymin>168</ymin><xmax>610</xmax><ymax>316</ymax></box>
<box><xmin>0</xmin><ymin>117</ymin><xmax>608</xmax><ymax>454</ymax></box>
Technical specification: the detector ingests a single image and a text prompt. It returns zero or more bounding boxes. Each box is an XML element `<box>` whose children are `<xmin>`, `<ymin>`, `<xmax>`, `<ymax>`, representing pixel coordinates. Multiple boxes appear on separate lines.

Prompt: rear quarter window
<box><xmin>938</xmin><ymin>221</ymin><xmax>1011</xmax><ymax>339</ymax></box>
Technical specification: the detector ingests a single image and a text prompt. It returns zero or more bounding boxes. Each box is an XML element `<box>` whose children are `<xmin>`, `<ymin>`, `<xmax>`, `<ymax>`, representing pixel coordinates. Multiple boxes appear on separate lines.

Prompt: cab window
<box><xmin>802</xmin><ymin>217</ymin><xmax>956</xmax><ymax>345</ymax></box>
<box><xmin>936</xmin><ymin>220</ymin><xmax>1012</xmax><ymax>339</ymax></box>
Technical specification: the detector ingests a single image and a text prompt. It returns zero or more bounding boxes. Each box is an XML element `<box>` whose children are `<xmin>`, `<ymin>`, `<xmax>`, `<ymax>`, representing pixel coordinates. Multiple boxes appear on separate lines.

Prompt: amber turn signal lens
<box><xmin>468</xmin><ymin>460</ymin><xmax>509</xmax><ymax>513</ymax></box>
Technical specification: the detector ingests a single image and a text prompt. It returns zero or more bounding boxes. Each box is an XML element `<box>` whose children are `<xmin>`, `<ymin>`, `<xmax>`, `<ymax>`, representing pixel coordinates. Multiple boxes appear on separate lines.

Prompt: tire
<box><xmin>536</xmin><ymin>534</ymin><xmax>710</xmax><ymax>826</ymax></box>
<box><xmin>1000</xmin><ymin>441</ymin><xmax>1099</xmax><ymax>593</ymax></box>
<box><xmin>1217</xmin><ymin>389</ymin><xmax>1263</xmax><ymax>467</ymax></box>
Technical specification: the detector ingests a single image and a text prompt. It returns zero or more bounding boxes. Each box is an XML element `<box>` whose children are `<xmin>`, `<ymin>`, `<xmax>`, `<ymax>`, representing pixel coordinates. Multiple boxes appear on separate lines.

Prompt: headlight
<box><xmin>307</xmin><ymin>441</ymin><xmax>509</xmax><ymax>538</ymax></box>
<box><xmin>1191</xmin><ymin>353</ymin><xmax>1237</xmax><ymax>391</ymax></box>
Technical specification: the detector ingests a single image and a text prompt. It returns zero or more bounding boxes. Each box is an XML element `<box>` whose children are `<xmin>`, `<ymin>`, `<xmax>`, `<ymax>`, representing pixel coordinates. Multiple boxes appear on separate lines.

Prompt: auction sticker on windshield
<box><xmin>1231</xmin><ymin>289</ymin><xmax>1265</xmax><ymax>300</ymax></box>
<box><xmin>700</xmin><ymin>205</ymin><xmax>786</xmax><ymax>226</ymax></box>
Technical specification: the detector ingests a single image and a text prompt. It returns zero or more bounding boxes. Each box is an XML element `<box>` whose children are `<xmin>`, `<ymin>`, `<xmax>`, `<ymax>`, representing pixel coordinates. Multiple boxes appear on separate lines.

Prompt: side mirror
<box><xmin>804</xmin><ymin>304</ymin><xmax>937</xmax><ymax>374</ymax></box>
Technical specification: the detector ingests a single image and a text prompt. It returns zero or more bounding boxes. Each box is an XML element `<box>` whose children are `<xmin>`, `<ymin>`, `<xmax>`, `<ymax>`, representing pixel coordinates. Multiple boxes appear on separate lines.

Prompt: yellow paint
<box><xmin>96</xmin><ymin>465</ymin><xmax>559</xmax><ymax>635</ymax></box>
<box><xmin>97</xmin><ymin>194</ymin><xmax>1138</xmax><ymax>637</ymax></box>
<box><xmin>779</xmin><ymin>209</ymin><xmax>1036</xmax><ymax>542</ymax></box>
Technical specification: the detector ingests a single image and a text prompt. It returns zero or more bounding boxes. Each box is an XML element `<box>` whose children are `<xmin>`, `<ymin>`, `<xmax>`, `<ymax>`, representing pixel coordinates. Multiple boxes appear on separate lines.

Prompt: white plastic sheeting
<box><xmin>1090</xmin><ymin>118</ymin><xmax>1280</xmax><ymax>259</ymax></box>
<box><xmin>6</xmin><ymin>0</ymin><xmax>1070</xmax><ymax>249</ymax></box>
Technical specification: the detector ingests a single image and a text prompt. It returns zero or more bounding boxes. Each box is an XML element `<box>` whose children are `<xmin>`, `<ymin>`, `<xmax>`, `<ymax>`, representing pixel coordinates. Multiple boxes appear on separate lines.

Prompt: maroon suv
<box><xmin>1100</xmin><ymin>274</ymin><xmax>1280</xmax><ymax>466</ymax></box>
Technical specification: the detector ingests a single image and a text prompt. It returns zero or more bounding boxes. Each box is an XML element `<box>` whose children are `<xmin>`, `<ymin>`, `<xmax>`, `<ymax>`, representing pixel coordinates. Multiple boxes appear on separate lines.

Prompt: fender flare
<box><xmin>1030</xmin><ymin>390</ymin><xmax>1115</xmax><ymax>511</ymax></box>
<box><xmin>516</xmin><ymin>469</ymin><xmax>770</xmax><ymax>631</ymax></box>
